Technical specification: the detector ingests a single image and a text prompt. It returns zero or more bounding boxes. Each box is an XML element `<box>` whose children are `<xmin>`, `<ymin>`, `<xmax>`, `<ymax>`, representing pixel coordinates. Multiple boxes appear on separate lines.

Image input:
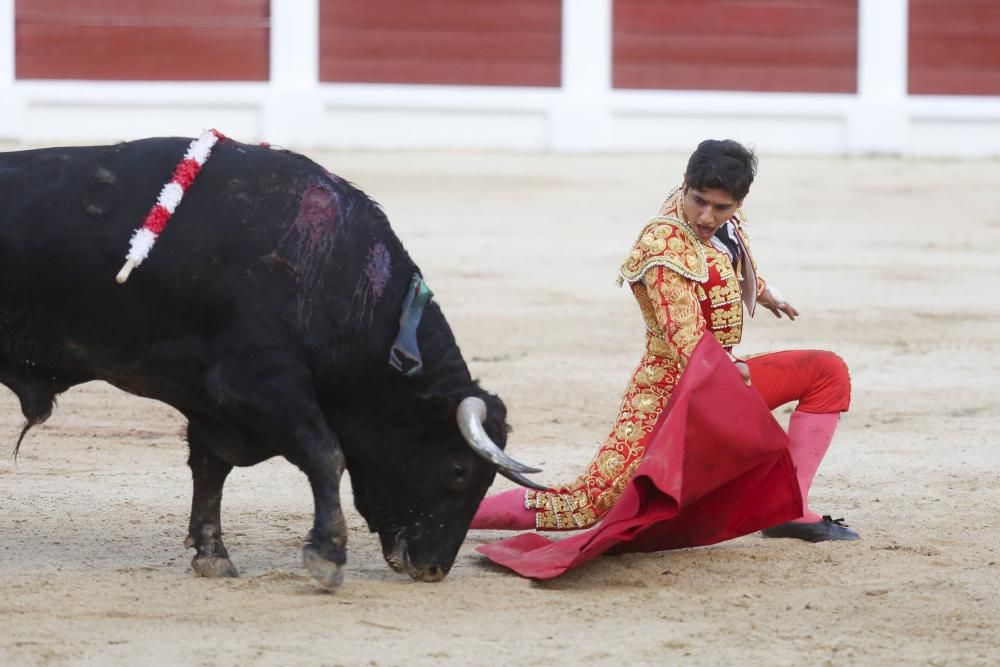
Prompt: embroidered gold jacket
<box><xmin>526</xmin><ymin>188</ymin><xmax>765</xmax><ymax>530</ymax></box>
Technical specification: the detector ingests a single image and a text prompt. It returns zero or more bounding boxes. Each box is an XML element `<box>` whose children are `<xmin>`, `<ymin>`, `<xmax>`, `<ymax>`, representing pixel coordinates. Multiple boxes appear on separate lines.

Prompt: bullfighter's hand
<box><xmin>758</xmin><ymin>285</ymin><xmax>799</xmax><ymax>321</ymax></box>
<box><xmin>735</xmin><ymin>360</ymin><xmax>752</xmax><ymax>386</ymax></box>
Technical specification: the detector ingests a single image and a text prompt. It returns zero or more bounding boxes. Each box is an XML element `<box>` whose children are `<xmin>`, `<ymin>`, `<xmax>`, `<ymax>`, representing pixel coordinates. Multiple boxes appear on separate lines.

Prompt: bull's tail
<box><xmin>3</xmin><ymin>380</ymin><xmax>56</xmax><ymax>459</ymax></box>
<box><xmin>13</xmin><ymin>420</ymin><xmax>36</xmax><ymax>459</ymax></box>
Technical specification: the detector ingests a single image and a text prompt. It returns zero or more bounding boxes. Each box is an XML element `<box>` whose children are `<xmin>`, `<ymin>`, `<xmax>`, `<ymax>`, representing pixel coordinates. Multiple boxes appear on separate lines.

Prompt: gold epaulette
<box><xmin>617</xmin><ymin>216</ymin><xmax>708</xmax><ymax>286</ymax></box>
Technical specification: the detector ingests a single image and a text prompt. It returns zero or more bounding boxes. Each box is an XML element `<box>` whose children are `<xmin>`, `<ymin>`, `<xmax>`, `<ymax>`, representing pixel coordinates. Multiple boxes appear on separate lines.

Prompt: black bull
<box><xmin>0</xmin><ymin>137</ymin><xmax>540</xmax><ymax>588</ymax></box>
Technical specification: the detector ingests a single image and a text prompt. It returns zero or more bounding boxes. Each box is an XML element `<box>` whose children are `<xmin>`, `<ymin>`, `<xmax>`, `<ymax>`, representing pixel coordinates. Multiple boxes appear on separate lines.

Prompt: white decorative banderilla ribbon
<box><xmin>116</xmin><ymin>129</ymin><xmax>225</xmax><ymax>284</ymax></box>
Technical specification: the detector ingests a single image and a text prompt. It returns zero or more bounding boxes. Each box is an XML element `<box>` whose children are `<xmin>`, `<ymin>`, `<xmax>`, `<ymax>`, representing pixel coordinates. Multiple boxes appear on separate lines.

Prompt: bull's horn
<box><xmin>497</xmin><ymin>468</ymin><xmax>549</xmax><ymax>492</ymax></box>
<box><xmin>456</xmin><ymin>397</ymin><xmax>541</xmax><ymax>475</ymax></box>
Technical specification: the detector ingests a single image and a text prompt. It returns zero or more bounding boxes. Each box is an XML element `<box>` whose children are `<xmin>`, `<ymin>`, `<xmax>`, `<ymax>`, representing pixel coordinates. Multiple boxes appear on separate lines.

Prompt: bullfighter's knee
<box><xmin>800</xmin><ymin>351</ymin><xmax>852</xmax><ymax>414</ymax></box>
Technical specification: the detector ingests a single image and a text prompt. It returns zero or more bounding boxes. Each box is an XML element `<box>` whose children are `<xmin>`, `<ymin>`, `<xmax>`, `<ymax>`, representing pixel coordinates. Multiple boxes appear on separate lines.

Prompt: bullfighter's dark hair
<box><xmin>684</xmin><ymin>139</ymin><xmax>758</xmax><ymax>202</ymax></box>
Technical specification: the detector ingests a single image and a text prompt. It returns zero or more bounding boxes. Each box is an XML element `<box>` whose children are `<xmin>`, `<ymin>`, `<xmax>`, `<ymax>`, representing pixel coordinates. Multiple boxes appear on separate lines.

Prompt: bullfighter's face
<box><xmin>681</xmin><ymin>183</ymin><xmax>741</xmax><ymax>243</ymax></box>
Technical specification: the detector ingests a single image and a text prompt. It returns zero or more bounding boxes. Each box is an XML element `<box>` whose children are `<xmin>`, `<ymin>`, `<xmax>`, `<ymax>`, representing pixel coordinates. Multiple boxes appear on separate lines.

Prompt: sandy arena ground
<box><xmin>1</xmin><ymin>147</ymin><xmax>998</xmax><ymax>666</ymax></box>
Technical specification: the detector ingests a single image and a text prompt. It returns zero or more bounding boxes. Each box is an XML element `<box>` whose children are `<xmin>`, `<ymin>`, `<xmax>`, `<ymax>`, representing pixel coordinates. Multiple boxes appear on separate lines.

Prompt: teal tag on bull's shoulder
<box><xmin>389</xmin><ymin>273</ymin><xmax>433</xmax><ymax>376</ymax></box>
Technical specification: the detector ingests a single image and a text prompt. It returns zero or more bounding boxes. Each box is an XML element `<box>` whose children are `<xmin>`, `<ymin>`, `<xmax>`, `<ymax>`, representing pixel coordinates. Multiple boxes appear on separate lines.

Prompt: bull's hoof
<box><xmin>382</xmin><ymin>539</ymin><xmax>407</xmax><ymax>574</ymax></box>
<box><xmin>303</xmin><ymin>544</ymin><xmax>344</xmax><ymax>589</ymax></box>
<box><xmin>383</xmin><ymin>551</ymin><xmax>405</xmax><ymax>573</ymax></box>
<box><xmin>410</xmin><ymin>566</ymin><xmax>447</xmax><ymax>583</ymax></box>
<box><xmin>191</xmin><ymin>555</ymin><xmax>239</xmax><ymax>578</ymax></box>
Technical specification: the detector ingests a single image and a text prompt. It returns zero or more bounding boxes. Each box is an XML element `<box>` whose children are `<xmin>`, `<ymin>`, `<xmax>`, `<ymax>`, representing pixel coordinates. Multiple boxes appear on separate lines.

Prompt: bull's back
<box><xmin>2</xmin><ymin>138</ymin><xmax>371</xmax><ymax>306</ymax></box>
<box><xmin>0</xmin><ymin>138</ymin><xmax>406</xmax><ymax>396</ymax></box>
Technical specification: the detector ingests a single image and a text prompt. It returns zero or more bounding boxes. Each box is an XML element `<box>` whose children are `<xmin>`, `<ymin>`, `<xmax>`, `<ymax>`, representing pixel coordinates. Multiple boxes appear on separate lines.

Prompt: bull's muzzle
<box><xmin>382</xmin><ymin>534</ymin><xmax>448</xmax><ymax>582</ymax></box>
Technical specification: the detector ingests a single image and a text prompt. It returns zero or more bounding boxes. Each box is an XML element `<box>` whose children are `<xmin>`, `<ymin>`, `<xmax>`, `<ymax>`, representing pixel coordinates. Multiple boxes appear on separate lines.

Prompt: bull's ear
<box><xmin>414</xmin><ymin>391</ymin><xmax>452</xmax><ymax>410</ymax></box>
<box><xmin>412</xmin><ymin>392</ymin><xmax>458</xmax><ymax>428</ymax></box>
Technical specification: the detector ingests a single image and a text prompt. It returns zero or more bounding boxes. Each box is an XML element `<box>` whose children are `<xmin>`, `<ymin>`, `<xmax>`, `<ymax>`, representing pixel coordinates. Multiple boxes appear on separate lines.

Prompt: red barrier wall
<box><xmin>909</xmin><ymin>0</ymin><xmax>1000</xmax><ymax>95</ymax></box>
<box><xmin>15</xmin><ymin>0</ymin><xmax>270</xmax><ymax>81</ymax></box>
<box><xmin>613</xmin><ymin>0</ymin><xmax>858</xmax><ymax>93</ymax></box>
<box><xmin>319</xmin><ymin>0</ymin><xmax>562</xmax><ymax>86</ymax></box>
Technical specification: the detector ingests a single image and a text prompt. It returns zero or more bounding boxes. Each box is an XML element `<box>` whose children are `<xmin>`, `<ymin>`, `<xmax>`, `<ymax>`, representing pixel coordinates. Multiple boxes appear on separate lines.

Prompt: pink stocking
<box><xmin>469</xmin><ymin>488</ymin><xmax>535</xmax><ymax>530</ymax></box>
<box><xmin>786</xmin><ymin>411</ymin><xmax>840</xmax><ymax>523</ymax></box>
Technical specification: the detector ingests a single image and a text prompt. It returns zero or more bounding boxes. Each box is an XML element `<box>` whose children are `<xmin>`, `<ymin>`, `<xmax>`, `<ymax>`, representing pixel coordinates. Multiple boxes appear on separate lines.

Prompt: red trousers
<box><xmin>745</xmin><ymin>350</ymin><xmax>851</xmax><ymax>414</ymax></box>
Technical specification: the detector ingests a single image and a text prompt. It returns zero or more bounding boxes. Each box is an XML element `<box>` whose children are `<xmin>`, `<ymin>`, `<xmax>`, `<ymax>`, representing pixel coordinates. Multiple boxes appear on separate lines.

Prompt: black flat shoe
<box><xmin>761</xmin><ymin>515</ymin><xmax>860</xmax><ymax>542</ymax></box>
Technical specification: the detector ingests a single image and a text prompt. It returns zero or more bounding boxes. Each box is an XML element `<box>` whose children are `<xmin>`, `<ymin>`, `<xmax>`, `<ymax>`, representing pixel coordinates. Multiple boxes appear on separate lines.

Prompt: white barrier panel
<box><xmin>2</xmin><ymin>0</ymin><xmax>1000</xmax><ymax>157</ymax></box>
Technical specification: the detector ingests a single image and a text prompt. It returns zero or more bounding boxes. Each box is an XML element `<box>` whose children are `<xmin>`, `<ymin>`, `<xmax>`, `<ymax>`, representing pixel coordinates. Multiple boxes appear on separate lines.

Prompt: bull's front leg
<box><xmin>297</xmin><ymin>441</ymin><xmax>349</xmax><ymax>589</ymax></box>
<box><xmin>184</xmin><ymin>425</ymin><xmax>239</xmax><ymax>578</ymax></box>
<box><xmin>225</xmin><ymin>410</ymin><xmax>349</xmax><ymax>589</ymax></box>
<box><xmin>204</xmin><ymin>356</ymin><xmax>349</xmax><ymax>589</ymax></box>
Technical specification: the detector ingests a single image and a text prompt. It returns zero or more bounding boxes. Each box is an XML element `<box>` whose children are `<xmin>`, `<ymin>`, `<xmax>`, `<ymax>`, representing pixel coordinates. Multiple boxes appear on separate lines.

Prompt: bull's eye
<box><xmin>450</xmin><ymin>463</ymin><xmax>468</xmax><ymax>489</ymax></box>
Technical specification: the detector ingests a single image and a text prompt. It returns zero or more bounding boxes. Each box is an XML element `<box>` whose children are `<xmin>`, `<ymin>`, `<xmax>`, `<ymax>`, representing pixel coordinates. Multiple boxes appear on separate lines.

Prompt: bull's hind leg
<box><xmin>184</xmin><ymin>422</ymin><xmax>239</xmax><ymax>578</ymax></box>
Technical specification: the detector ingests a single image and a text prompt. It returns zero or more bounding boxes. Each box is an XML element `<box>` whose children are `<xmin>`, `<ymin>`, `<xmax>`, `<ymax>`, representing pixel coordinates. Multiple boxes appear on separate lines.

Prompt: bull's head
<box><xmin>343</xmin><ymin>391</ymin><xmax>540</xmax><ymax>582</ymax></box>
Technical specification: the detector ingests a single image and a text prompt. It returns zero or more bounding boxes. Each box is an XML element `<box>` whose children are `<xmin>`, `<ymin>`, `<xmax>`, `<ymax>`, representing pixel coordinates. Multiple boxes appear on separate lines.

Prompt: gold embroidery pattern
<box><xmin>711</xmin><ymin>305</ymin><xmax>741</xmax><ymax>328</ymax></box>
<box><xmin>526</xmin><ymin>341</ymin><xmax>673</xmax><ymax>529</ymax></box>
<box><xmin>707</xmin><ymin>281</ymin><xmax>740</xmax><ymax>305</ymax></box>
<box><xmin>618</xmin><ymin>194</ymin><xmax>708</xmax><ymax>285</ymax></box>
<box><xmin>699</xmin><ymin>246</ymin><xmax>744</xmax><ymax>348</ymax></box>
<box><xmin>632</xmin><ymin>284</ymin><xmax>661</xmax><ymax>333</ymax></box>
<box><xmin>714</xmin><ymin>327</ymin><xmax>742</xmax><ymax>346</ymax></box>
<box><xmin>527</xmin><ymin>268</ymin><xmax>704</xmax><ymax>530</ymax></box>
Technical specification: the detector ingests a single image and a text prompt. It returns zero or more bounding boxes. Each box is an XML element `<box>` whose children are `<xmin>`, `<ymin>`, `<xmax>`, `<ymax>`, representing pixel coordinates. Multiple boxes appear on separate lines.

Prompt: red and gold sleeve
<box><xmin>525</xmin><ymin>265</ymin><xmax>706</xmax><ymax>531</ymax></box>
<box><xmin>641</xmin><ymin>266</ymin><xmax>705</xmax><ymax>368</ymax></box>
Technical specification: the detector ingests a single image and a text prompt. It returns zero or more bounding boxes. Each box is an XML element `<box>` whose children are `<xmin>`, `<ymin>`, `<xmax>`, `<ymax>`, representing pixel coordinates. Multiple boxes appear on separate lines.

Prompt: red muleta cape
<box><xmin>476</xmin><ymin>335</ymin><xmax>803</xmax><ymax>579</ymax></box>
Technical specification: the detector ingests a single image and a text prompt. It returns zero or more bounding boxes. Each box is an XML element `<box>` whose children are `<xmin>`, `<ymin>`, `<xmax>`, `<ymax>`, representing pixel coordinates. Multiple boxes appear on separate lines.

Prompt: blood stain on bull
<box><xmin>351</xmin><ymin>241</ymin><xmax>392</xmax><ymax>328</ymax></box>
